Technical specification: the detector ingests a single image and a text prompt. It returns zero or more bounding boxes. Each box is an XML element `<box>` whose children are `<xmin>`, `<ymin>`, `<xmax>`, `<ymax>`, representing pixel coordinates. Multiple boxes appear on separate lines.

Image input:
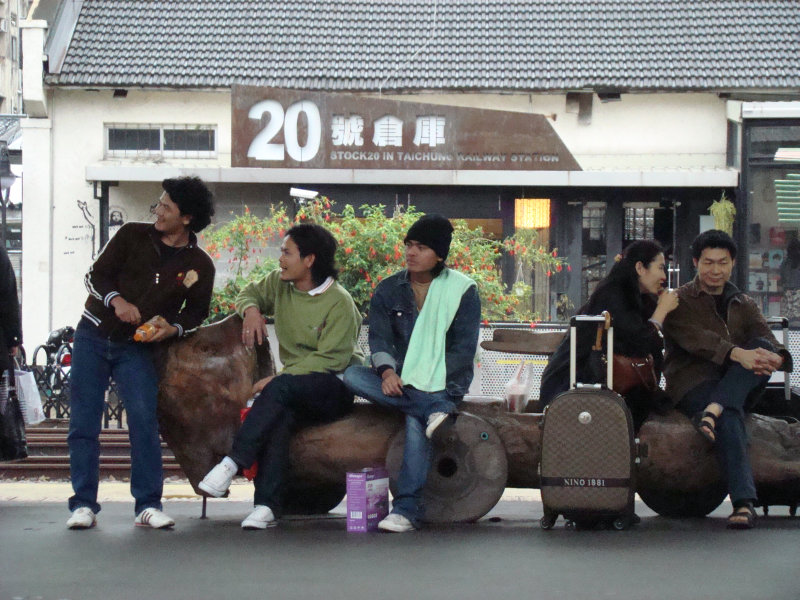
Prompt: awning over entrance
<box><xmin>85</xmin><ymin>164</ymin><xmax>738</xmax><ymax>188</ymax></box>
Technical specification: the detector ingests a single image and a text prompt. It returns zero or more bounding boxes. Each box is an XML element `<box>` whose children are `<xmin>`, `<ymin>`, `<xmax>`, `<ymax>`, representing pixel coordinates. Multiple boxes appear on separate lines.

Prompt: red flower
<box><xmin>552</xmin><ymin>250</ymin><xmax>558</xmax><ymax>257</ymax></box>
<box><xmin>567</xmin><ymin>265</ymin><xmax>572</xmax><ymax>272</ymax></box>
<box><xmin>546</xmin><ymin>270</ymin><xmax>552</xmax><ymax>276</ymax></box>
<box><xmin>345</xmin><ymin>247</ymin><xmax>353</xmax><ymax>254</ymax></box>
<box><xmin>482</xmin><ymin>319</ymin><xmax>489</xmax><ymax>326</ymax></box>
<box><xmin>555</xmin><ymin>264</ymin><xmax>562</xmax><ymax>272</ymax></box>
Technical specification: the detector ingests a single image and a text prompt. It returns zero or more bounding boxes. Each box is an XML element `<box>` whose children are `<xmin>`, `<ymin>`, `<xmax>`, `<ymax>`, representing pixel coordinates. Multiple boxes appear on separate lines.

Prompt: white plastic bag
<box><xmin>504</xmin><ymin>362</ymin><xmax>534</xmax><ymax>413</ymax></box>
<box><xmin>15</xmin><ymin>369</ymin><xmax>44</xmax><ymax>425</ymax></box>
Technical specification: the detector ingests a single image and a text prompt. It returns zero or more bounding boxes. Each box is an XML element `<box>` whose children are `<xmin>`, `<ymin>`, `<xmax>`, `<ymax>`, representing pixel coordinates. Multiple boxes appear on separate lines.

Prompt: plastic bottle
<box><xmin>133</xmin><ymin>322</ymin><xmax>158</xmax><ymax>342</ymax></box>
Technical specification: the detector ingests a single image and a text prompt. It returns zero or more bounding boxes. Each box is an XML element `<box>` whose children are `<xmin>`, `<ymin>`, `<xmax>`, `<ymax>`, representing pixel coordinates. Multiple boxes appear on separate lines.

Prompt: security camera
<box><xmin>290</xmin><ymin>187</ymin><xmax>318</xmax><ymax>200</ymax></box>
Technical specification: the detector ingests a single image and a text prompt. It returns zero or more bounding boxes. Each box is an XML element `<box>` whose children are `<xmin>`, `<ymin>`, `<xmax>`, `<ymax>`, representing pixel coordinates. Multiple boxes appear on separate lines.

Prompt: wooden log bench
<box><xmin>156</xmin><ymin>317</ymin><xmax>800</xmax><ymax>522</ymax></box>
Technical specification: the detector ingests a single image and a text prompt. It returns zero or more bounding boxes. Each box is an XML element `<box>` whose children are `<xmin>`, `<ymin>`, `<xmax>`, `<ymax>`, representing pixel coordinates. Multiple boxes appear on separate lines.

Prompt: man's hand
<box><xmin>252</xmin><ymin>375</ymin><xmax>275</xmax><ymax>396</ymax></box>
<box><xmin>731</xmin><ymin>346</ymin><xmax>784</xmax><ymax>376</ymax></box>
<box><xmin>381</xmin><ymin>368</ymin><xmax>404</xmax><ymax>397</ymax></box>
<box><xmin>146</xmin><ymin>323</ymin><xmax>178</xmax><ymax>343</ymax></box>
<box><xmin>242</xmin><ymin>307</ymin><xmax>267</xmax><ymax>347</ymax></box>
<box><xmin>111</xmin><ymin>296</ymin><xmax>141</xmax><ymax>325</ymax></box>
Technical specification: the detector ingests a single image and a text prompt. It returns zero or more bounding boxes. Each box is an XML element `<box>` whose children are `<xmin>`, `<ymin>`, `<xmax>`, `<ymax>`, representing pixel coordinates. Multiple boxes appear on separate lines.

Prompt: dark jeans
<box><xmin>678</xmin><ymin>337</ymin><xmax>773</xmax><ymax>505</ymax></box>
<box><xmin>343</xmin><ymin>365</ymin><xmax>458</xmax><ymax>527</ymax></box>
<box><xmin>228</xmin><ymin>372</ymin><xmax>353</xmax><ymax>517</ymax></box>
<box><xmin>68</xmin><ymin>320</ymin><xmax>162</xmax><ymax>515</ymax></box>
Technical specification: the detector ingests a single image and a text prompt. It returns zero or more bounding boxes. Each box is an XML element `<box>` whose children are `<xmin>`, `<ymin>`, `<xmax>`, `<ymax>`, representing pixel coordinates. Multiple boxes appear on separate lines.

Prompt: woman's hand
<box><xmin>242</xmin><ymin>307</ymin><xmax>267</xmax><ymax>347</ymax></box>
<box><xmin>381</xmin><ymin>368</ymin><xmax>404</xmax><ymax>397</ymax></box>
<box><xmin>652</xmin><ymin>289</ymin><xmax>679</xmax><ymax>325</ymax></box>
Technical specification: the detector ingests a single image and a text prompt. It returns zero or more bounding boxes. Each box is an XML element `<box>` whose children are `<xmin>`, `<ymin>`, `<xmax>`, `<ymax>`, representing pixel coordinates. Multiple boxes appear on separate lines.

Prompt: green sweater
<box><xmin>235</xmin><ymin>269</ymin><xmax>364</xmax><ymax>376</ymax></box>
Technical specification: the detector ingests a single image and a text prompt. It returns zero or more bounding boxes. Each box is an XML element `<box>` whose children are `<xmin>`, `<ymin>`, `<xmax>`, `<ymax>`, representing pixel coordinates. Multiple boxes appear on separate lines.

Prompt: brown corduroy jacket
<box><xmin>662</xmin><ymin>276</ymin><xmax>792</xmax><ymax>406</ymax></box>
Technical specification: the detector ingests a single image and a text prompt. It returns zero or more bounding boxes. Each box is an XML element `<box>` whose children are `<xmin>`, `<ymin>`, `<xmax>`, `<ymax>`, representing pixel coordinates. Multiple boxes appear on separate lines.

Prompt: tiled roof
<box><xmin>48</xmin><ymin>0</ymin><xmax>800</xmax><ymax>92</ymax></box>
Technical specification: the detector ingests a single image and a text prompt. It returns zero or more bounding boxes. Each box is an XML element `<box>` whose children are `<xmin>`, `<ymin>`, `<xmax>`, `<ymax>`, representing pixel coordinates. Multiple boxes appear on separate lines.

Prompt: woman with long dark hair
<box><xmin>539</xmin><ymin>240</ymin><xmax>679</xmax><ymax>428</ymax></box>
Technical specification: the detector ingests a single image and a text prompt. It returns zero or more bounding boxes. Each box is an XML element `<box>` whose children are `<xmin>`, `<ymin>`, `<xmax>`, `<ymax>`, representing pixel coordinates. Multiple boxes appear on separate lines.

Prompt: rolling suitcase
<box><xmin>539</xmin><ymin>312</ymin><xmax>637</xmax><ymax>530</ymax></box>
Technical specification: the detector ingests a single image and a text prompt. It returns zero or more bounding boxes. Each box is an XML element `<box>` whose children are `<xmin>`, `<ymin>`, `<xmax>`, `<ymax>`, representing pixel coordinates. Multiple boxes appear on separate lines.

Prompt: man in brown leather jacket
<box><xmin>663</xmin><ymin>230</ymin><xmax>792</xmax><ymax>529</ymax></box>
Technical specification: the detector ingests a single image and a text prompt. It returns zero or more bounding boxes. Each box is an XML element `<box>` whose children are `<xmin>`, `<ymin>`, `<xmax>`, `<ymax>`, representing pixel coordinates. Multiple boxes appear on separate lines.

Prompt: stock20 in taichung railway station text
<box><xmin>232</xmin><ymin>86</ymin><xmax>580</xmax><ymax>172</ymax></box>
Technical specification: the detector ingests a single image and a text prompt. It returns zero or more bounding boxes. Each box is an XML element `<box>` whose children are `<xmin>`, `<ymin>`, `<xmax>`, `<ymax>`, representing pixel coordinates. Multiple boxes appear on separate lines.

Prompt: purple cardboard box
<box><xmin>346</xmin><ymin>467</ymin><xmax>389</xmax><ymax>532</ymax></box>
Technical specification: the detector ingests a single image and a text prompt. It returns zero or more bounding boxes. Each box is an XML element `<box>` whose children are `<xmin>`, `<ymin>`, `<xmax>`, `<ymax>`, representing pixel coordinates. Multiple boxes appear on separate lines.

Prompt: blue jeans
<box><xmin>68</xmin><ymin>320</ymin><xmax>163</xmax><ymax>515</ymax></box>
<box><xmin>678</xmin><ymin>337</ymin><xmax>773</xmax><ymax>505</ymax></box>
<box><xmin>228</xmin><ymin>372</ymin><xmax>354</xmax><ymax>517</ymax></box>
<box><xmin>343</xmin><ymin>365</ymin><xmax>457</xmax><ymax>527</ymax></box>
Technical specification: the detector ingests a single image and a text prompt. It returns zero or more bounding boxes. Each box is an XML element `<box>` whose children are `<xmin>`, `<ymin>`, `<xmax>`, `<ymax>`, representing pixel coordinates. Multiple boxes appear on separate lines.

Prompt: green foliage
<box><xmin>199</xmin><ymin>197</ymin><xmax>569</xmax><ymax>322</ymax></box>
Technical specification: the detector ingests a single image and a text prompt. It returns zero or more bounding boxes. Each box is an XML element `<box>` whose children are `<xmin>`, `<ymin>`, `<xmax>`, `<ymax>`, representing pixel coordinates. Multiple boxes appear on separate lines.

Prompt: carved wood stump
<box><xmin>156</xmin><ymin>318</ymin><xmax>800</xmax><ymax>520</ymax></box>
<box><xmin>385</xmin><ymin>413</ymin><xmax>508</xmax><ymax>523</ymax></box>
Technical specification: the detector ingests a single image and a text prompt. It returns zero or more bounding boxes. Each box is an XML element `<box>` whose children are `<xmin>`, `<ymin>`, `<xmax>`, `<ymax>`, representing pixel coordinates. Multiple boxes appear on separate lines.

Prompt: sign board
<box><xmin>232</xmin><ymin>85</ymin><xmax>581</xmax><ymax>171</ymax></box>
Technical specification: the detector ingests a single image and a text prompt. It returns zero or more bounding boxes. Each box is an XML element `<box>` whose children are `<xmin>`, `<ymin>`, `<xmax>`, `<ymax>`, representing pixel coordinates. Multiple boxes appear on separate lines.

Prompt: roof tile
<box><xmin>47</xmin><ymin>0</ymin><xmax>800</xmax><ymax>91</ymax></box>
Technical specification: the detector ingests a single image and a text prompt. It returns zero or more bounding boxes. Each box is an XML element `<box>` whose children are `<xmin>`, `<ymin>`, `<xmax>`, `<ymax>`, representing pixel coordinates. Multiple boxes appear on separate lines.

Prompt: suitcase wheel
<box><xmin>612</xmin><ymin>517</ymin><xmax>629</xmax><ymax>531</ymax></box>
<box><xmin>540</xmin><ymin>515</ymin><xmax>556</xmax><ymax>530</ymax></box>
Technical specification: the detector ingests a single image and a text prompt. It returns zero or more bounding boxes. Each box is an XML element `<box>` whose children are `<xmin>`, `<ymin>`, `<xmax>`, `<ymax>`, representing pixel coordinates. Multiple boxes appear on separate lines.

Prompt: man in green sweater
<box><xmin>199</xmin><ymin>223</ymin><xmax>363</xmax><ymax>529</ymax></box>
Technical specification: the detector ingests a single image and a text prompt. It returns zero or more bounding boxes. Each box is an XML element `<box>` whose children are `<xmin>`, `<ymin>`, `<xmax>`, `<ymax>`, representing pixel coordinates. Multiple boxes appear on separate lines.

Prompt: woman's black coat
<box><xmin>538</xmin><ymin>282</ymin><xmax>663</xmax><ymax>423</ymax></box>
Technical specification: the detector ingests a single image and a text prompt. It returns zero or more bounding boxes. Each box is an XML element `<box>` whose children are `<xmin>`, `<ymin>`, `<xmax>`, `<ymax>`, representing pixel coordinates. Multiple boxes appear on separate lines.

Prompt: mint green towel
<box><xmin>400</xmin><ymin>268</ymin><xmax>476</xmax><ymax>392</ymax></box>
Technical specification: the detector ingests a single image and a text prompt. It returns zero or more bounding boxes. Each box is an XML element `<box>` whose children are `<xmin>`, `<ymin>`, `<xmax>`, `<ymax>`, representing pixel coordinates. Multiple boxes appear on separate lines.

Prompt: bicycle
<box><xmin>30</xmin><ymin>326</ymin><xmax>74</xmax><ymax>420</ymax></box>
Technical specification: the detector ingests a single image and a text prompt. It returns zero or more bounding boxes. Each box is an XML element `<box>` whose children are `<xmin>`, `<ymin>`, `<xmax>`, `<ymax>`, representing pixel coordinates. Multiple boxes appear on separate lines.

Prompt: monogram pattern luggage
<box><xmin>539</xmin><ymin>313</ymin><xmax>637</xmax><ymax>530</ymax></box>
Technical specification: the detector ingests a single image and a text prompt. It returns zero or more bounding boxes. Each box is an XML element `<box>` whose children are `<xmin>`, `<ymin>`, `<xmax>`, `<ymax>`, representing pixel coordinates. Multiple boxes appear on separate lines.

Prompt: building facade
<box><xmin>18</xmin><ymin>0</ymin><xmax>800</xmax><ymax>346</ymax></box>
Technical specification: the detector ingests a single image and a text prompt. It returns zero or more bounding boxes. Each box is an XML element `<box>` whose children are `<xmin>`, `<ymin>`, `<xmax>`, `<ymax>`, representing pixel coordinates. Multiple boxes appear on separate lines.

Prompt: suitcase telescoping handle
<box><xmin>569</xmin><ymin>311</ymin><xmax>613</xmax><ymax>389</ymax></box>
<box><xmin>766</xmin><ymin>316</ymin><xmax>790</xmax><ymax>401</ymax></box>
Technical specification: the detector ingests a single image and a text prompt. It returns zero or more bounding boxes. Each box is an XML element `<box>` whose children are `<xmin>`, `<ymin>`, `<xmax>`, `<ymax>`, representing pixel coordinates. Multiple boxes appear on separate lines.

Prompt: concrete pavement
<box><xmin>1</xmin><ymin>481</ymin><xmax>799</xmax><ymax>600</ymax></box>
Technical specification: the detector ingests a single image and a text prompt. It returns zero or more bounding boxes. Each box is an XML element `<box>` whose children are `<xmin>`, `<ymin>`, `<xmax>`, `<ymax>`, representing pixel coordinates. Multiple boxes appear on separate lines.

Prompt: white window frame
<box><xmin>104</xmin><ymin>123</ymin><xmax>218</xmax><ymax>159</ymax></box>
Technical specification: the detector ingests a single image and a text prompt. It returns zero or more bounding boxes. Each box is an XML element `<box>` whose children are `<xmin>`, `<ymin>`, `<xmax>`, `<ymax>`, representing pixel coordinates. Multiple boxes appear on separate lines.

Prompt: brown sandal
<box><xmin>727</xmin><ymin>503</ymin><xmax>756</xmax><ymax>529</ymax></box>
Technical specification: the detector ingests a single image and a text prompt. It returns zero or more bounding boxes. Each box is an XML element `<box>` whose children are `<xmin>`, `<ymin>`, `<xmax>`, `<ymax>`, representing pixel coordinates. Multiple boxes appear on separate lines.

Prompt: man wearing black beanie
<box><xmin>344</xmin><ymin>213</ymin><xmax>481</xmax><ymax>532</ymax></box>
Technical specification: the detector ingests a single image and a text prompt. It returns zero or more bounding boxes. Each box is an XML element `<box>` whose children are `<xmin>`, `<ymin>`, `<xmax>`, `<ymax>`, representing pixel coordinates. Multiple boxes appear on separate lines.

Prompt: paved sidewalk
<box><xmin>1</xmin><ymin>481</ymin><xmax>799</xmax><ymax>600</ymax></box>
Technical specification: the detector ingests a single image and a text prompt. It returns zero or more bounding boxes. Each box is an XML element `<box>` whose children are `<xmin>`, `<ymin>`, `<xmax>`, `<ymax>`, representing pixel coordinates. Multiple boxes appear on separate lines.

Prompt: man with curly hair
<box><xmin>66</xmin><ymin>176</ymin><xmax>215</xmax><ymax>530</ymax></box>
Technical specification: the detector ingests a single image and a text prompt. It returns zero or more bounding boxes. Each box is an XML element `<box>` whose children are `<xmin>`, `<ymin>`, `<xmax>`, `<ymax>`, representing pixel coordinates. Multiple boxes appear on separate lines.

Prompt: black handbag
<box><xmin>0</xmin><ymin>367</ymin><xmax>28</xmax><ymax>461</ymax></box>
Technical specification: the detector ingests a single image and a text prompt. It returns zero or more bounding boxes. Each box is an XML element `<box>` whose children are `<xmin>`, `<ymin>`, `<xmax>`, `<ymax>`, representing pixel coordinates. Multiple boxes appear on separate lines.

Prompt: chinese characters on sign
<box><xmin>372</xmin><ymin>115</ymin><xmax>403</xmax><ymax>147</ymax></box>
<box><xmin>331</xmin><ymin>114</ymin><xmax>447</xmax><ymax>149</ymax></box>
<box><xmin>331</xmin><ymin>115</ymin><xmax>365</xmax><ymax>147</ymax></box>
<box><xmin>232</xmin><ymin>86</ymin><xmax>581</xmax><ymax>171</ymax></box>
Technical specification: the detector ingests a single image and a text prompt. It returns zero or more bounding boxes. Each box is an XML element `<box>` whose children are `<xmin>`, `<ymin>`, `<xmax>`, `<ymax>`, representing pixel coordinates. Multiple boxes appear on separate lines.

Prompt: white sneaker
<box><xmin>66</xmin><ymin>506</ymin><xmax>96</xmax><ymax>529</ymax></box>
<box><xmin>425</xmin><ymin>412</ymin><xmax>450</xmax><ymax>439</ymax></box>
<box><xmin>199</xmin><ymin>458</ymin><xmax>238</xmax><ymax>497</ymax></box>
<box><xmin>378</xmin><ymin>512</ymin><xmax>415</xmax><ymax>533</ymax></box>
<box><xmin>241</xmin><ymin>505</ymin><xmax>277</xmax><ymax>530</ymax></box>
<box><xmin>135</xmin><ymin>508</ymin><xmax>175</xmax><ymax>529</ymax></box>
